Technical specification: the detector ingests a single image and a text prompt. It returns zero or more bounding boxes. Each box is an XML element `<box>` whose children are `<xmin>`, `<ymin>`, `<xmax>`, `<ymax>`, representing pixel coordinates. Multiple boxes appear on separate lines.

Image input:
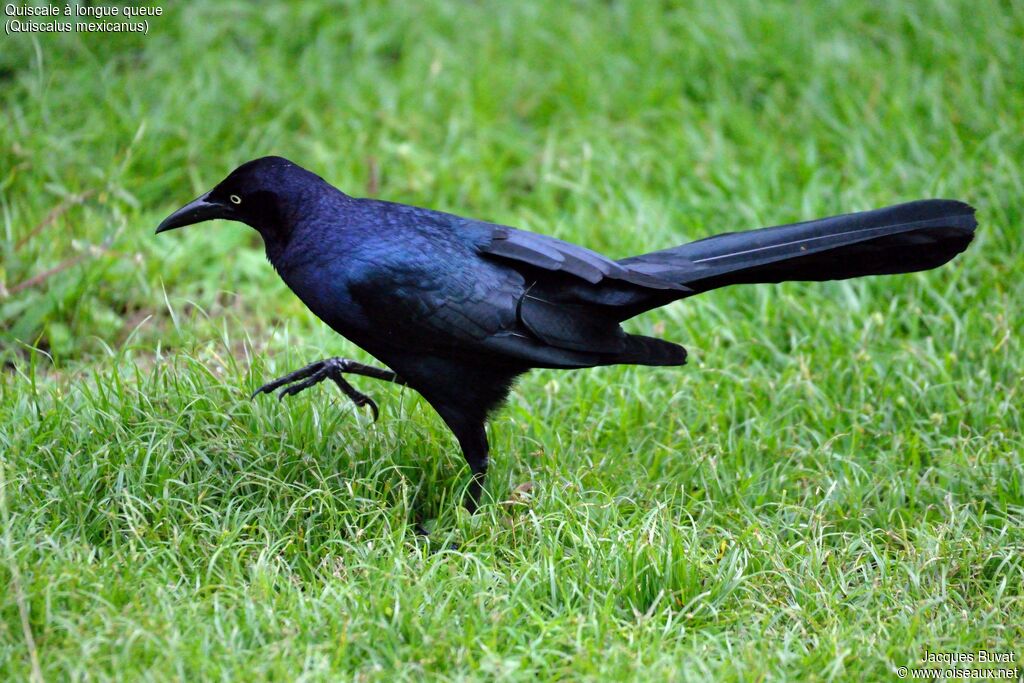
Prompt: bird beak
<box><xmin>156</xmin><ymin>192</ymin><xmax>235</xmax><ymax>233</ymax></box>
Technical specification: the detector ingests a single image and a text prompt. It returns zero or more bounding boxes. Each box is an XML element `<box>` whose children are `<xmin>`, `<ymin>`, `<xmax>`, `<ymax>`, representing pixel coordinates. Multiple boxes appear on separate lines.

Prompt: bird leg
<box><xmin>432</xmin><ymin>406</ymin><xmax>492</xmax><ymax>513</ymax></box>
<box><xmin>251</xmin><ymin>357</ymin><xmax>406</xmax><ymax>421</ymax></box>
<box><xmin>451</xmin><ymin>421</ymin><xmax>490</xmax><ymax>514</ymax></box>
<box><xmin>465</xmin><ymin>455</ymin><xmax>489</xmax><ymax>514</ymax></box>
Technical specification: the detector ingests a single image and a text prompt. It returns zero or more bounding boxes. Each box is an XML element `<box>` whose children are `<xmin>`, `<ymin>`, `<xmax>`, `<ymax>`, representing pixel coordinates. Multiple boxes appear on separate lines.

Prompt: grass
<box><xmin>1</xmin><ymin>0</ymin><xmax>1022</xmax><ymax>679</ymax></box>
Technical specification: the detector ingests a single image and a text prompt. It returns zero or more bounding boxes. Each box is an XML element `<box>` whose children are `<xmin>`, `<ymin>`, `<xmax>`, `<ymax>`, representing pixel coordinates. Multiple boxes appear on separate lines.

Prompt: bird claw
<box><xmin>251</xmin><ymin>359</ymin><xmax>381</xmax><ymax>420</ymax></box>
<box><xmin>355</xmin><ymin>395</ymin><xmax>380</xmax><ymax>422</ymax></box>
<box><xmin>339</xmin><ymin>389</ymin><xmax>380</xmax><ymax>421</ymax></box>
<box><xmin>414</xmin><ymin>522</ymin><xmax>461</xmax><ymax>551</ymax></box>
<box><xmin>251</xmin><ymin>383</ymin><xmax>276</xmax><ymax>400</ymax></box>
<box><xmin>272</xmin><ymin>369</ymin><xmax>328</xmax><ymax>401</ymax></box>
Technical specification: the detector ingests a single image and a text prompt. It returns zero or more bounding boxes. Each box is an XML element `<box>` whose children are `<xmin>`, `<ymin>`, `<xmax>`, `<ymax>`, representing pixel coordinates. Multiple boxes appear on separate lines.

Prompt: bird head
<box><xmin>156</xmin><ymin>156</ymin><xmax>327</xmax><ymax>243</ymax></box>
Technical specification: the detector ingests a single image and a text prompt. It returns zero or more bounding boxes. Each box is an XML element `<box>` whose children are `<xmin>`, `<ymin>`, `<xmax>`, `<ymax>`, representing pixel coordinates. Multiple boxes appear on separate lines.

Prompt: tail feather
<box><xmin>621</xmin><ymin>200</ymin><xmax>976</xmax><ymax>294</ymax></box>
<box><xmin>608</xmin><ymin>334</ymin><xmax>687</xmax><ymax>367</ymax></box>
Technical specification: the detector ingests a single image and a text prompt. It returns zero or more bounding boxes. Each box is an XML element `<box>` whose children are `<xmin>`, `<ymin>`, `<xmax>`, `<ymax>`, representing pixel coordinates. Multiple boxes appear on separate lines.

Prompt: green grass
<box><xmin>2</xmin><ymin>1</ymin><xmax>1023</xmax><ymax>679</ymax></box>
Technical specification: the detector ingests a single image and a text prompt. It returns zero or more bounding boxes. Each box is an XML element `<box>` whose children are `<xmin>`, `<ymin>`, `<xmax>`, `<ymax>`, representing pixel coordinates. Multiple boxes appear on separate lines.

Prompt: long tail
<box><xmin>620</xmin><ymin>199</ymin><xmax>977</xmax><ymax>295</ymax></box>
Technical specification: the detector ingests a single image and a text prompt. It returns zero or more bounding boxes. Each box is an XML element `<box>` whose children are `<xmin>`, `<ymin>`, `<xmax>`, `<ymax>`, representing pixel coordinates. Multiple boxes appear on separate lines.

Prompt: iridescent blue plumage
<box><xmin>157</xmin><ymin>156</ymin><xmax>976</xmax><ymax>512</ymax></box>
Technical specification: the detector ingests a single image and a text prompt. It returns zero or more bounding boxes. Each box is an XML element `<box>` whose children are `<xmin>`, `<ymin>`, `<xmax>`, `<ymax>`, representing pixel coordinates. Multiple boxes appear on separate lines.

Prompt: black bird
<box><xmin>157</xmin><ymin>156</ymin><xmax>976</xmax><ymax>512</ymax></box>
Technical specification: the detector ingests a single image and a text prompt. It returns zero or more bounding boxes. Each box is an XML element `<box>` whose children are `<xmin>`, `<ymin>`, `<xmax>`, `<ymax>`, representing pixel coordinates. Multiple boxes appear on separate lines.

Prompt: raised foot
<box><xmin>252</xmin><ymin>357</ymin><xmax>403</xmax><ymax>421</ymax></box>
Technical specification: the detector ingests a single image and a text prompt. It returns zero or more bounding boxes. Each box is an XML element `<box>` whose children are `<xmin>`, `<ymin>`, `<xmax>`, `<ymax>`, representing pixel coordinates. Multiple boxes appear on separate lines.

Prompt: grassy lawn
<box><xmin>2</xmin><ymin>1</ymin><xmax>1022</xmax><ymax>679</ymax></box>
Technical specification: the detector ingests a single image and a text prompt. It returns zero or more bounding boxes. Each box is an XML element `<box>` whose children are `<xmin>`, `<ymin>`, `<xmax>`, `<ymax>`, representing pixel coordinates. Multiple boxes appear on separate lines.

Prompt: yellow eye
<box><xmin>229</xmin><ymin>194</ymin><xmax>242</xmax><ymax>205</ymax></box>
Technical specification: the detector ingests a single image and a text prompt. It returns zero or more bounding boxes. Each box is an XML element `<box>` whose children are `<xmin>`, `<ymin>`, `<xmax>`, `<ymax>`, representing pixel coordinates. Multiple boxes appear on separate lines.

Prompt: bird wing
<box><xmin>346</xmin><ymin>211</ymin><xmax>687</xmax><ymax>368</ymax></box>
<box><xmin>348</xmin><ymin>250</ymin><xmax>624</xmax><ymax>368</ymax></box>
<box><xmin>348</xmin><ymin>242</ymin><xmax>522</xmax><ymax>344</ymax></box>
<box><xmin>346</xmin><ymin>226</ymin><xmax>627</xmax><ymax>368</ymax></box>
<box><xmin>477</xmin><ymin>225</ymin><xmax>690</xmax><ymax>292</ymax></box>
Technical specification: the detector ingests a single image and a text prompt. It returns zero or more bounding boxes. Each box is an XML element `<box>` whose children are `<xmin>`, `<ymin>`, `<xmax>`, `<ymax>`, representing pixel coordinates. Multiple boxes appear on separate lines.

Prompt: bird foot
<box><xmin>252</xmin><ymin>357</ymin><xmax>380</xmax><ymax>421</ymax></box>
<box><xmin>414</xmin><ymin>521</ymin><xmax>461</xmax><ymax>551</ymax></box>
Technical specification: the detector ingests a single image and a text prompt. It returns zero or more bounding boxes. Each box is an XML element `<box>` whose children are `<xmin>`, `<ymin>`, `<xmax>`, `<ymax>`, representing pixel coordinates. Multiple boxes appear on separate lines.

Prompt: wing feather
<box><xmin>481</xmin><ymin>226</ymin><xmax>689</xmax><ymax>291</ymax></box>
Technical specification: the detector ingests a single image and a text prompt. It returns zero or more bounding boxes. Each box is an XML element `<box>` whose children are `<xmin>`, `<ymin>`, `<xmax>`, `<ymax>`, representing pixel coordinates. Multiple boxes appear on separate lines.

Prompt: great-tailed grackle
<box><xmin>157</xmin><ymin>156</ymin><xmax>976</xmax><ymax>512</ymax></box>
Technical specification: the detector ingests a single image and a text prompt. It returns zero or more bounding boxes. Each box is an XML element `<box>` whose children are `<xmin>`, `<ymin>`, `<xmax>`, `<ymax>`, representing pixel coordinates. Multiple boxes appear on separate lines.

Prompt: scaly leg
<box><xmin>436</xmin><ymin>412</ymin><xmax>490</xmax><ymax>514</ymax></box>
<box><xmin>252</xmin><ymin>357</ymin><xmax>406</xmax><ymax>421</ymax></box>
